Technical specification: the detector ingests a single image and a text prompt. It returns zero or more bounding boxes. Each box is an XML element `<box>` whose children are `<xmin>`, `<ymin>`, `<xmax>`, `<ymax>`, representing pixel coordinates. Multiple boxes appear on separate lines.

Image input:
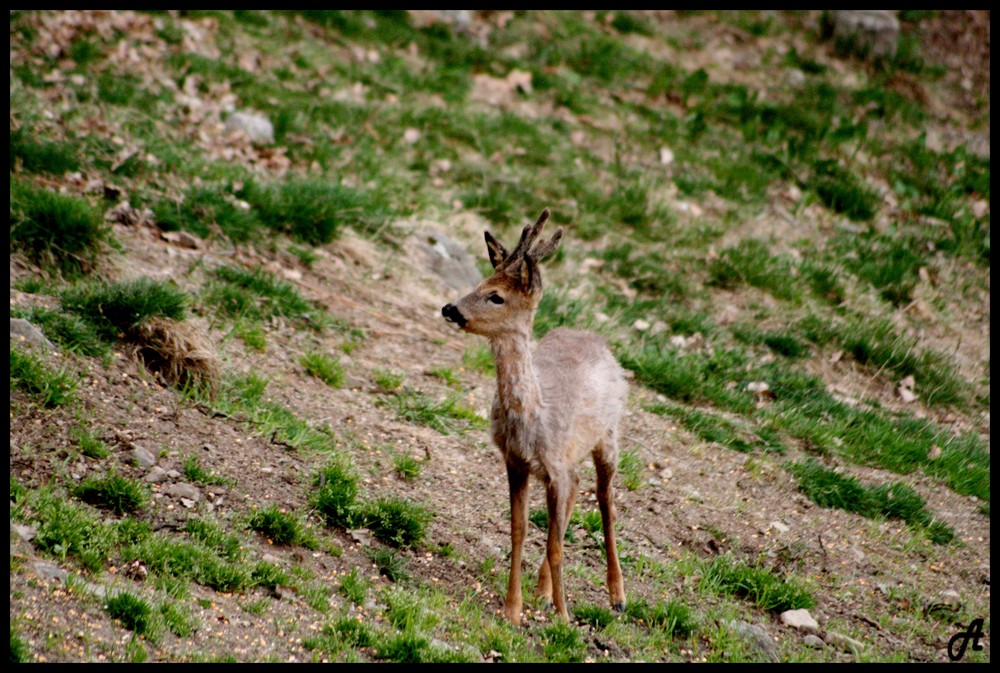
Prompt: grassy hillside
<box><xmin>10</xmin><ymin>10</ymin><xmax>989</xmax><ymax>663</ymax></box>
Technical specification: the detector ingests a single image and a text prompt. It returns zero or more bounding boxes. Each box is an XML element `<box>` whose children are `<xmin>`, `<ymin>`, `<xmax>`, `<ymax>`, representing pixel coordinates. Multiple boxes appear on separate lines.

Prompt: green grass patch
<box><xmin>311</xmin><ymin>460</ymin><xmax>362</xmax><ymax>529</ymax></box>
<box><xmin>246</xmin><ymin>504</ymin><xmax>317</xmax><ymax>547</ymax></box>
<box><xmin>10</xmin><ymin>626</ymin><xmax>30</xmax><ymax>663</ymax></box>
<box><xmin>239</xmin><ymin>178</ymin><xmax>386</xmax><ymax>245</ymax></box>
<box><xmin>368</xmin><ymin>547</ymin><xmax>409</xmax><ymax>583</ymax></box>
<box><xmin>700</xmin><ymin>555</ymin><xmax>814</xmax><ymax>612</ymax></box>
<box><xmin>106</xmin><ymin>590</ymin><xmax>154</xmax><ymax>636</ymax></box>
<box><xmin>10</xmin><ymin>346</ymin><xmax>78</xmax><ymax>407</ymax></box>
<box><xmin>153</xmin><ymin>186</ymin><xmax>262</xmax><ymax>243</ymax></box>
<box><xmin>72</xmin><ymin>426</ymin><xmax>111</xmax><ymax>459</ymax></box>
<box><xmin>11</xmin><ymin>306</ymin><xmax>109</xmax><ymax>358</ymax></box>
<box><xmin>707</xmin><ymin>239</ymin><xmax>802</xmax><ymax>302</ymax></box>
<box><xmin>10</xmin><ymin>182</ymin><xmax>110</xmax><ymax>277</ymax></box>
<box><xmin>60</xmin><ymin>278</ymin><xmax>188</xmax><ymax>341</ymax></box>
<box><xmin>623</xmin><ymin>597</ymin><xmax>695</xmax><ymax>637</ymax></box>
<box><xmin>539</xmin><ymin>621</ymin><xmax>586</xmax><ymax>663</ymax></box>
<box><xmin>360</xmin><ymin>497</ymin><xmax>432</xmax><ymax>549</ymax></box>
<box><xmin>73</xmin><ymin>472</ymin><xmax>150</xmax><ymax>515</ymax></box>
<box><xmin>203</xmin><ymin>265</ymin><xmax>321</xmax><ymax>329</ymax></box>
<box><xmin>300</xmin><ymin>351</ymin><xmax>345</xmax><ymax>388</ymax></box>
<box><xmin>10</xmin><ymin>127</ymin><xmax>80</xmax><ymax>174</ymax></box>
<box><xmin>786</xmin><ymin>460</ymin><xmax>956</xmax><ymax>543</ymax></box>
<box><xmin>377</xmin><ymin>389</ymin><xmax>487</xmax><ymax>435</ymax></box>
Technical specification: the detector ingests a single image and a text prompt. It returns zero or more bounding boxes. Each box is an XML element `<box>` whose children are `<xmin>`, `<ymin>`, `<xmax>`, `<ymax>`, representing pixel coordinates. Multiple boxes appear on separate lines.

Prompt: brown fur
<box><xmin>442</xmin><ymin>208</ymin><xmax>627</xmax><ymax>623</ymax></box>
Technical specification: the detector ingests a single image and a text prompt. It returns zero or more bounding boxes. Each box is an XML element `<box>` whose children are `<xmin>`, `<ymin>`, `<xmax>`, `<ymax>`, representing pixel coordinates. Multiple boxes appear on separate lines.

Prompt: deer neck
<box><xmin>490</xmin><ymin>328</ymin><xmax>542</xmax><ymax>422</ymax></box>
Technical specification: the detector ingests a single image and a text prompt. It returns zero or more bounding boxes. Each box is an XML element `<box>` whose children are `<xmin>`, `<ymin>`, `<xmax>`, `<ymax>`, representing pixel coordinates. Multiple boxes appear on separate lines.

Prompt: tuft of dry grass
<box><xmin>134</xmin><ymin>317</ymin><xmax>220</xmax><ymax>395</ymax></box>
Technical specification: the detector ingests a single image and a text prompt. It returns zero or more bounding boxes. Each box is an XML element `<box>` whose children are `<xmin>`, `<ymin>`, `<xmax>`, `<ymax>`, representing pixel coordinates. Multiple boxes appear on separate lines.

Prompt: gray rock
<box><xmin>769</xmin><ymin>520</ymin><xmax>790</xmax><ymax>534</ymax></box>
<box><xmin>726</xmin><ymin>620</ymin><xmax>780</xmax><ymax>663</ymax></box>
<box><xmin>828</xmin><ymin>10</ymin><xmax>899</xmax><ymax>61</ymax></box>
<box><xmin>144</xmin><ymin>465</ymin><xmax>169</xmax><ymax>483</ymax></box>
<box><xmin>803</xmin><ymin>634</ymin><xmax>826</xmax><ymax>649</ymax></box>
<box><xmin>780</xmin><ymin>608</ymin><xmax>820</xmax><ymax>635</ymax></box>
<box><xmin>825</xmin><ymin>631</ymin><xmax>864</xmax><ymax>655</ymax></box>
<box><xmin>163</xmin><ymin>482</ymin><xmax>201</xmax><ymax>502</ymax></box>
<box><xmin>32</xmin><ymin>560</ymin><xmax>68</xmax><ymax>581</ymax></box>
<box><xmin>10</xmin><ymin>521</ymin><xmax>37</xmax><ymax>542</ymax></box>
<box><xmin>414</xmin><ymin>231</ymin><xmax>483</xmax><ymax>291</ymax></box>
<box><xmin>224</xmin><ymin>111</ymin><xmax>274</xmax><ymax>145</ymax></box>
<box><xmin>10</xmin><ymin>318</ymin><xmax>55</xmax><ymax>351</ymax></box>
<box><xmin>132</xmin><ymin>444</ymin><xmax>157</xmax><ymax>469</ymax></box>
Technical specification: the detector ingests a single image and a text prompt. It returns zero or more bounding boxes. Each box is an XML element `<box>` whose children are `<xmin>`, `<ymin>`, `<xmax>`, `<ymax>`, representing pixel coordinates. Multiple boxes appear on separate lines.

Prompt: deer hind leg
<box><xmin>594</xmin><ymin>439</ymin><xmax>626</xmax><ymax>611</ymax></box>
<box><xmin>536</xmin><ymin>469</ymin><xmax>578</xmax><ymax>604</ymax></box>
<box><xmin>504</xmin><ymin>462</ymin><xmax>530</xmax><ymax>625</ymax></box>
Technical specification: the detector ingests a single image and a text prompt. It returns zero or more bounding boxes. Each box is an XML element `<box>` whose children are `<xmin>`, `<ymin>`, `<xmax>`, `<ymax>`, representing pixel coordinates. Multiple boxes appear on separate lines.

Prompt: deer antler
<box><xmin>498</xmin><ymin>208</ymin><xmax>563</xmax><ymax>272</ymax></box>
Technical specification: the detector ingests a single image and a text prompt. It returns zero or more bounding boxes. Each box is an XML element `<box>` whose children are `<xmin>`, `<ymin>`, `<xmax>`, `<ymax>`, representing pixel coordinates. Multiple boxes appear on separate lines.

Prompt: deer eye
<box><xmin>487</xmin><ymin>294</ymin><xmax>505</xmax><ymax>305</ymax></box>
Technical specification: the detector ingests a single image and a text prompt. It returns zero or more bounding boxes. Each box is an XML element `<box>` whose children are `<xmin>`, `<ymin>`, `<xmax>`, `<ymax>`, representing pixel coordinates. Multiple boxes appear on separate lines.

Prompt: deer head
<box><xmin>442</xmin><ymin>208</ymin><xmax>563</xmax><ymax>337</ymax></box>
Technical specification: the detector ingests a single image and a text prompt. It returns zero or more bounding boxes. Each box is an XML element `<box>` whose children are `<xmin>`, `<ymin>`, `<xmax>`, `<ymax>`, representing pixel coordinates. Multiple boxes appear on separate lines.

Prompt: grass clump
<box><xmin>311</xmin><ymin>461</ymin><xmax>362</xmax><ymax>529</ymax></box>
<box><xmin>106</xmin><ymin>591</ymin><xmax>154</xmax><ymax>636</ymax></box>
<box><xmin>153</xmin><ymin>186</ymin><xmax>262</xmax><ymax>243</ymax></box>
<box><xmin>809</xmin><ymin>161</ymin><xmax>879</xmax><ymax>221</ymax></box>
<box><xmin>71</xmin><ymin>426</ymin><xmax>111</xmax><ymax>459</ymax></box>
<box><xmin>700</xmin><ymin>555</ymin><xmax>815</xmax><ymax>612</ymax></box>
<box><xmin>182</xmin><ymin>455</ymin><xmax>231</xmax><ymax>486</ymax></box>
<box><xmin>617</xmin><ymin>447</ymin><xmax>644</xmax><ymax>492</ymax></box>
<box><xmin>707</xmin><ymin>238</ymin><xmax>801</xmax><ymax>302</ymax></box>
<box><xmin>10</xmin><ymin>626</ymin><xmax>30</xmax><ymax>663</ymax></box>
<box><xmin>10</xmin><ymin>182</ymin><xmax>110</xmax><ymax>277</ymax></box>
<box><xmin>61</xmin><ymin>278</ymin><xmax>188</xmax><ymax>341</ymax></box>
<box><xmin>74</xmin><ymin>472</ymin><xmax>150</xmax><ymax>515</ymax></box>
<box><xmin>392</xmin><ymin>451</ymin><xmax>423</xmax><ymax>480</ymax></box>
<box><xmin>246</xmin><ymin>504</ymin><xmax>317</xmax><ymax>547</ymax></box>
<box><xmin>540</xmin><ymin>621</ymin><xmax>586</xmax><ymax>663</ymax></box>
<box><xmin>240</xmin><ymin>179</ymin><xmax>385</xmax><ymax>245</ymax></box>
<box><xmin>624</xmin><ymin>598</ymin><xmax>695</xmax><ymax>637</ymax></box>
<box><xmin>10</xmin><ymin>346</ymin><xmax>78</xmax><ymax>407</ymax></box>
<box><xmin>368</xmin><ymin>547</ymin><xmax>410</xmax><ymax>582</ymax></box>
<box><xmin>300</xmin><ymin>351</ymin><xmax>345</xmax><ymax>388</ymax></box>
<box><xmin>378</xmin><ymin>389</ymin><xmax>487</xmax><ymax>435</ymax></box>
<box><xmin>10</xmin><ymin>127</ymin><xmax>80</xmax><ymax>174</ymax></box>
<box><xmin>204</xmin><ymin>265</ymin><xmax>320</xmax><ymax>327</ymax></box>
<box><xmin>361</xmin><ymin>497</ymin><xmax>432</xmax><ymax>548</ymax></box>
<box><xmin>786</xmin><ymin>460</ymin><xmax>956</xmax><ymax>543</ymax></box>
<box><xmin>11</xmin><ymin>306</ymin><xmax>109</xmax><ymax>357</ymax></box>
<box><xmin>31</xmin><ymin>489</ymin><xmax>118</xmax><ymax>572</ymax></box>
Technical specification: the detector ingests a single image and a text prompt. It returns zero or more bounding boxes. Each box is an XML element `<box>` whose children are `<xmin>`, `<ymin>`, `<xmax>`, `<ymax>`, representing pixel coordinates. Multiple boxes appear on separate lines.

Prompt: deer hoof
<box><xmin>612</xmin><ymin>601</ymin><xmax>626</xmax><ymax>613</ymax></box>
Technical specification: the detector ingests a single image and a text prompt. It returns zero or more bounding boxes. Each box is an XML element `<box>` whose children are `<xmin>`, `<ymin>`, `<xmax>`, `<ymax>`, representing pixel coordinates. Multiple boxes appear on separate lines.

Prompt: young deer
<box><xmin>442</xmin><ymin>208</ymin><xmax>627</xmax><ymax>624</ymax></box>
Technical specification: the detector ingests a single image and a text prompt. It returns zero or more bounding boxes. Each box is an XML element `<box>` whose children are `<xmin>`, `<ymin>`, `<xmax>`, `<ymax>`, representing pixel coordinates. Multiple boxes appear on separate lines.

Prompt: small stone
<box><xmin>769</xmin><ymin>521</ymin><xmax>790</xmax><ymax>534</ymax></box>
<box><xmin>847</xmin><ymin>545</ymin><xmax>866</xmax><ymax>563</ymax></box>
<box><xmin>803</xmin><ymin>634</ymin><xmax>825</xmax><ymax>648</ymax></box>
<box><xmin>132</xmin><ymin>444</ymin><xmax>156</xmax><ymax>469</ymax></box>
<box><xmin>725</xmin><ymin>621</ymin><xmax>780</xmax><ymax>663</ymax></box>
<box><xmin>11</xmin><ymin>522</ymin><xmax>37</xmax><ymax>542</ymax></box>
<box><xmin>659</xmin><ymin>146</ymin><xmax>674</xmax><ymax>166</ymax></box>
<box><xmin>633</xmin><ymin>319</ymin><xmax>650</xmax><ymax>331</ymax></box>
<box><xmin>403</xmin><ymin>128</ymin><xmax>421</xmax><ymax>144</ymax></box>
<box><xmin>163</xmin><ymin>482</ymin><xmax>201</xmax><ymax>502</ymax></box>
<box><xmin>224</xmin><ymin>111</ymin><xmax>274</xmax><ymax>145</ymax></box>
<box><xmin>144</xmin><ymin>466</ymin><xmax>169</xmax><ymax>483</ymax></box>
<box><xmin>926</xmin><ymin>444</ymin><xmax>942</xmax><ymax>460</ymax></box>
<box><xmin>780</xmin><ymin>608</ymin><xmax>820</xmax><ymax>635</ymax></box>
<box><xmin>786</xmin><ymin>68</ymin><xmax>806</xmax><ymax>87</ymax></box>
<box><xmin>10</xmin><ymin>318</ymin><xmax>55</xmax><ymax>351</ymax></box>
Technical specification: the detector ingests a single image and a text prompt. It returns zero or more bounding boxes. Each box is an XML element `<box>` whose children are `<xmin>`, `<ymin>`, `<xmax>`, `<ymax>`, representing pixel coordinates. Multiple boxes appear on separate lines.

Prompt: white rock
<box><xmin>224</xmin><ymin>111</ymin><xmax>274</xmax><ymax>145</ymax></box>
<box><xmin>780</xmin><ymin>608</ymin><xmax>820</xmax><ymax>634</ymax></box>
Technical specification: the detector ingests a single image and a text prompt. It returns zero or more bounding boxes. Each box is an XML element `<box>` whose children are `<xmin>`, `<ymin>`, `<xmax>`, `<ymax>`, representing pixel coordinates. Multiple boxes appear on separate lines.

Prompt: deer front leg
<box><xmin>594</xmin><ymin>448</ymin><xmax>626</xmax><ymax>611</ymax></box>
<box><xmin>544</xmin><ymin>475</ymin><xmax>572</xmax><ymax>622</ymax></box>
<box><xmin>536</xmin><ymin>470</ymin><xmax>577</xmax><ymax>604</ymax></box>
<box><xmin>504</xmin><ymin>463</ymin><xmax>530</xmax><ymax>625</ymax></box>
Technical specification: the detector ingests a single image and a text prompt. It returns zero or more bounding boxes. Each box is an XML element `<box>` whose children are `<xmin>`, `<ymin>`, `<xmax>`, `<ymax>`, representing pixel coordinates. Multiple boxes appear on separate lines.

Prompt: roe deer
<box><xmin>441</xmin><ymin>208</ymin><xmax>627</xmax><ymax>624</ymax></box>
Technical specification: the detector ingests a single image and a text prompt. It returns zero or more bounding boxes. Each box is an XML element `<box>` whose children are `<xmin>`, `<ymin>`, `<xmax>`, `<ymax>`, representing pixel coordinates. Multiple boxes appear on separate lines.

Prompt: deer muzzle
<box><xmin>441</xmin><ymin>303</ymin><xmax>467</xmax><ymax>329</ymax></box>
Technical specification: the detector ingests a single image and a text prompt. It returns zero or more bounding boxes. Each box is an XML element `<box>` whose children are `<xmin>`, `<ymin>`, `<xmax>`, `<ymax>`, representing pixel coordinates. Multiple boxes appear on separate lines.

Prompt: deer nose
<box><xmin>442</xmin><ymin>303</ymin><xmax>467</xmax><ymax>328</ymax></box>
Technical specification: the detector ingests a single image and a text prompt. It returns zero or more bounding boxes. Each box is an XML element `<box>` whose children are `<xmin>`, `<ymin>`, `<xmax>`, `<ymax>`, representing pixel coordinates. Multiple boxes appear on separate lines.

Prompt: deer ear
<box><xmin>485</xmin><ymin>231</ymin><xmax>508</xmax><ymax>269</ymax></box>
